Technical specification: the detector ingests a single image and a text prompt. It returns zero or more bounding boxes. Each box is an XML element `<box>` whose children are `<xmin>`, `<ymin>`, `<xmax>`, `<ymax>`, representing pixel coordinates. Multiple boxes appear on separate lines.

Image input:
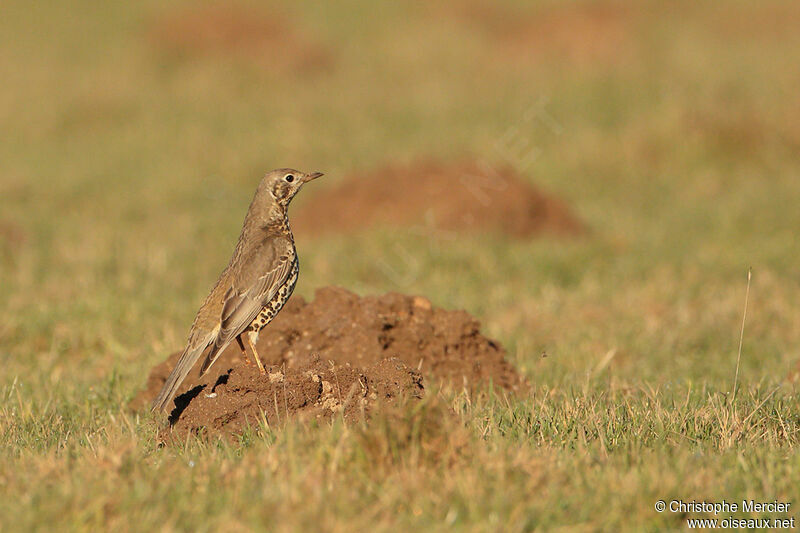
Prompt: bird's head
<box><xmin>260</xmin><ymin>168</ymin><xmax>323</xmax><ymax>207</ymax></box>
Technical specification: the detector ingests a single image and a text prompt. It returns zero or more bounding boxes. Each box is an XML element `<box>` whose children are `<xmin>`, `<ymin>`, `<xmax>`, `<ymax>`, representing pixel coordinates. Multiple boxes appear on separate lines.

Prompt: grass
<box><xmin>1</xmin><ymin>0</ymin><xmax>799</xmax><ymax>530</ymax></box>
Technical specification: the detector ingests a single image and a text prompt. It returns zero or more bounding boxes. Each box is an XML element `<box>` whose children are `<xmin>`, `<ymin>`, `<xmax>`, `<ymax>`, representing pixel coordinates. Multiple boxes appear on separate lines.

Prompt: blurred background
<box><xmin>1</xmin><ymin>0</ymin><xmax>799</xmax><ymax>397</ymax></box>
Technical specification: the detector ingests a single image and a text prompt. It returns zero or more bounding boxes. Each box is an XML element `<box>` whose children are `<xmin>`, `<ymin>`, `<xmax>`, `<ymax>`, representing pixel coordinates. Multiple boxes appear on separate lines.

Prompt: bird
<box><xmin>151</xmin><ymin>168</ymin><xmax>323</xmax><ymax>413</ymax></box>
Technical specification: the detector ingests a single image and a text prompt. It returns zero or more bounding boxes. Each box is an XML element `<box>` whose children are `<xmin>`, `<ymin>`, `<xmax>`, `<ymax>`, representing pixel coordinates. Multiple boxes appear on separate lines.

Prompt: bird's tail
<box><xmin>151</xmin><ymin>342</ymin><xmax>209</xmax><ymax>413</ymax></box>
<box><xmin>198</xmin><ymin>336</ymin><xmax>235</xmax><ymax>377</ymax></box>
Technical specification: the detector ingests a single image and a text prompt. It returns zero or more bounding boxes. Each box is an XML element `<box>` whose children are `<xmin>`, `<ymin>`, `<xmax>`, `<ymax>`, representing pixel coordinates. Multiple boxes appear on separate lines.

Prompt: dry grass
<box><xmin>1</xmin><ymin>0</ymin><xmax>799</xmax><ymax>530</ymax></box>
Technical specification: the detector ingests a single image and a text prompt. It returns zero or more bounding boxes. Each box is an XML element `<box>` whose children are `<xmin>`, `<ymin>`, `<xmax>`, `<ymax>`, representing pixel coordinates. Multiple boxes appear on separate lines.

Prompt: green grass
<box><xmin>1</xmin><ymin>0</ymin><xmax>799</xmax><ymax>530</ymax></box>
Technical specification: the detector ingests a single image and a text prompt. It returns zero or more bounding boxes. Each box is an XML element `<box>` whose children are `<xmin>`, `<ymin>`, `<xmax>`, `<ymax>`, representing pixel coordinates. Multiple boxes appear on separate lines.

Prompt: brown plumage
<box><xmin>151</xmin><ymin>168</ymin><xmax>323</xmax><ymax>413</ymax></box>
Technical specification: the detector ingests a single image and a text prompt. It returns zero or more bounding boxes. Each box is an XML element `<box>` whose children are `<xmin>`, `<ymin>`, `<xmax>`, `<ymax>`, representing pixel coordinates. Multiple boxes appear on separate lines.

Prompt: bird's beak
<box><xmin>303</xmin><ymin>172</ymin><xmax>324</xmax><ymax>183</ymax></box>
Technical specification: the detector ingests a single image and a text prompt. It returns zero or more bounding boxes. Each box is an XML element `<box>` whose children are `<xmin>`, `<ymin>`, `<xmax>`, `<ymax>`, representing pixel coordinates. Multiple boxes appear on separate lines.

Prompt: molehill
<box><xmin>135</xmin><ymin>287</ymin><xmax>526</xmax><ymax>438</ymax></box>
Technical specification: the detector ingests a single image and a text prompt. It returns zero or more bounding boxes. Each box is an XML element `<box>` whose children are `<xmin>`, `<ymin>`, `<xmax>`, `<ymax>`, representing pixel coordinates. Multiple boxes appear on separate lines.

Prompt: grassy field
<box><xmin>2</xmin><ymin>0</ymin><xmax>799</xmax><ymax>530</ymax></box>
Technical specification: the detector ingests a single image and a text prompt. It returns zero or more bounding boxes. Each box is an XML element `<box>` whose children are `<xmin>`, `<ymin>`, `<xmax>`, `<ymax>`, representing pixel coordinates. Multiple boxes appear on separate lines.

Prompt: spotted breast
<box><xmin>247</xmin><ymin>255</ymin><xmax>299</xmax><ymax>337</ymax></box>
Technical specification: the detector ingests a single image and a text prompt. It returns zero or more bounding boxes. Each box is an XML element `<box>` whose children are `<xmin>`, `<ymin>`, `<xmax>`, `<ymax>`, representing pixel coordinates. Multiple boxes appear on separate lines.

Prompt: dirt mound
<box><xmin>149</xmin><ymin>4</ymin><xmax>332</xmax><ymax>73</ymax></box>
<box><xmin>293</xmin><ymin>159</ymin><xmax>586</xmax><ymax>238</ymax></box>
<box><xmin>434</xmin><ymin>1</ymin><xmax>633</xmax><ymax>66</ymax></box>
<box><xmin>136</xmin><ymin>287</ymin><xmax>525</xmax><ymax>437</ymax></box>
<box><xmin>168</xmin><ymin>356</ymin><xmax>423</xmax><ymax>438</ymax></box>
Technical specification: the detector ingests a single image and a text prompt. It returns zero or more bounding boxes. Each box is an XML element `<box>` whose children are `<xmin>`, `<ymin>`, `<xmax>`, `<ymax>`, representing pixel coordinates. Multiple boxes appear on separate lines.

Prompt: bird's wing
<box><xmin>198</xmin><ymin>237</ymin><xmax>294</xmax><ymax>375</ymax></box>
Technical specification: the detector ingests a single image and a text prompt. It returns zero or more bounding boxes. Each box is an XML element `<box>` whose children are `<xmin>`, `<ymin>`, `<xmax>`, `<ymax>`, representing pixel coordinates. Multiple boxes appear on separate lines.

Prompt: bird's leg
<box><xmin>236</xmin><ymin>335</ymin><xmax>253</xmax><ymax>367</ymax></box>
<box><xmin>245</xmin><ymin>330</ymin><xmax>267</xmax><ymax>374</ymax></box>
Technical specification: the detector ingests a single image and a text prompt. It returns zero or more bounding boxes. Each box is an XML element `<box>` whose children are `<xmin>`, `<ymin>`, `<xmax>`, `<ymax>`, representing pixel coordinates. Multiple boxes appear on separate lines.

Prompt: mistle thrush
<box><xmin>151</xmin><ymin>169</ymin><xmax>323</xmax><ymax>413</ymax></box>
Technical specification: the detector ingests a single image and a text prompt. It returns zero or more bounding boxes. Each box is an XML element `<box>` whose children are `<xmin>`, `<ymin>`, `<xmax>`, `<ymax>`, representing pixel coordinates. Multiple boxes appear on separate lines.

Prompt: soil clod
<box><xmin>149</xmin><ymin>4</ymin><xmax>332</xmax><ymax>73</ymax></box>
<box><xmin>293</xmin><ymin>159</ymin><xmax>586</xmax><ymax>239</ymax></box>
<box><xmin>137</xmin><ymin>287</ymin><xmax>526</xmax><ymax>437</ymax></box>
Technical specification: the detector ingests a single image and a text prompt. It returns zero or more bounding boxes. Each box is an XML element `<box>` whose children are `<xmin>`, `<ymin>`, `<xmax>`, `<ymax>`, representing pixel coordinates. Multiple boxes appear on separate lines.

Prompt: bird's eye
<box><xmin>284</xmin><ymin>174</ymin><xmax>295</xmax><ymax>183</ymax></box>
